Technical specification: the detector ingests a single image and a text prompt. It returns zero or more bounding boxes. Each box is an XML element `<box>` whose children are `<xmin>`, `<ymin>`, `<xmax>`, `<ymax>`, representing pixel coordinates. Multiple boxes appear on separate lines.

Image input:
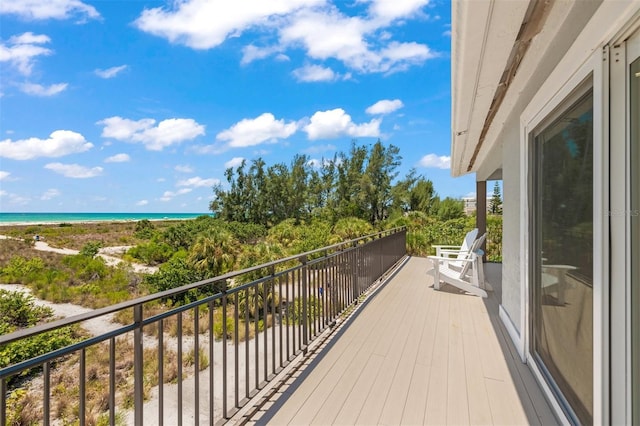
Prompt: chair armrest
<box><xmin>427</xmin><ymin>256</ymin><xmax>475</xmax><ymax>264</ymax></box>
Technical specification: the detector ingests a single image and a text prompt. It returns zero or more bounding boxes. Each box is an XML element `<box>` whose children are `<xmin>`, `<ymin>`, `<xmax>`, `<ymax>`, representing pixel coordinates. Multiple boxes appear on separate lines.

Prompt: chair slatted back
<box><xmin>458</xmin><ymin>233</ymin><xmax>486</xmax><ymax>278</ymax></box>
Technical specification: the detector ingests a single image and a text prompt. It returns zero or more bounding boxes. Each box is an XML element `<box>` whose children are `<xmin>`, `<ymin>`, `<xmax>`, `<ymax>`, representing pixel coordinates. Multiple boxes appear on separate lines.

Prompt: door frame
<box><xmin>609</xmin><ymin>26</ymin><xmax>640</xmax><ymax>426</ymax></box>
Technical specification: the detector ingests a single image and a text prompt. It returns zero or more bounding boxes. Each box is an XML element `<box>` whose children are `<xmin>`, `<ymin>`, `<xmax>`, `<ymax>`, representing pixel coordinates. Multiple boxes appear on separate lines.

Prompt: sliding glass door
<box><xmin>531</xmin><ymin>88</ymin><xmax>593</xmax><ymax>425</ymax></box>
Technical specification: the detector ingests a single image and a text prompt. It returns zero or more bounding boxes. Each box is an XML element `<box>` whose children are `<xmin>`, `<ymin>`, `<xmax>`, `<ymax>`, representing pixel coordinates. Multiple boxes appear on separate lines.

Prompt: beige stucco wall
<box><xmin>500</xmin><ymin>120</ymin><xmax>522</xmax><ymax>335</ymax></box>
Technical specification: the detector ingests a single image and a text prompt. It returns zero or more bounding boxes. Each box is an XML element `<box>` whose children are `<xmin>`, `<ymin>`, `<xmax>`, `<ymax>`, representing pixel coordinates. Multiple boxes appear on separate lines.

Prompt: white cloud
<box><xmin>160</xmin><ymin>188</ymin><xmax>192</xmax><ymax>202</ymax></box>
<box><xmin>292</xmin><ymin>64</ymin><xmax>344</xmax><ymax>82</ymax></box>
<box><xmin>0</xmin><ymin>171</ymin><xmax>9</xmax><ymax>180</ymax></box>
<box><xmin>45</xmin><ymin>162</ymin><xmax>103</xmax><ymax>178</ymax></box>
<box><xmin>0</xmin><ymin>0</ymin><xmax>100</xmax><ymax>21</ymax></box>
<box><xmin>366</xmin><ymin>99</ymin><xmax>403</xmax><ymax>115</ymax></box>
<box><xmin>136</xmin><ymin>199</ymin><xmax>149</xmax><ymax>206</ymax></box>
<box><xmin>104</xmin><ymin>153</ymin><xmax>130</xmax><ymax>163</ymax></box>
<box><xmin>19</xmin><ymin>82</ymin><xmax>67</xmax><ymax>96</ymax></box>
<box><xmin>307</xmin><ymin>158</ymin><xmax>322</xmax><ymax>168</ymax></box>
<box><xmin>418</xmin><ymin>153</ymin><xmax>450</xmax><ymax>169</ymax></box>
<box><xmin>176</xmin><ymin>176</ymin><xmax>219</xmax><ymax>188</ymax></box>
<box><xmin>378</xmin><ymin>41</ymin><xmax>433</xmax><ymax>71</ymax></box>
<box><xmin>280</xmin><ymin>7</ymin><xmax>434</xmax><ymax>74</ymax></box>
<box><xmin>0</xmin><ymin>190</ymin><xmax>6</xmax><ymax>196</ymax></box>
<box><xmin>174</xmin><ymin>164</ymin><xmax>193</xmax><ymax>173</ymax></box>
<box><xmin>98</xmin><ymin>116</ymin><xmax>205</xmax><ymax>151</ymax></box>
<box><xmin>303</xmin><ymin>108</ymin><xmax>381</xmax><ymax>140</ymax></box>
<box><xmin>0</xmin><ymin>32</ymin><xmax>52</xmax><ymax>75</ymax></box>
<box><xmin>0</xmin><ymin>130</ymin><xmax>93</xmax><ymax>160</ymax></box>
<box><xmin>241</xmin><ymin>45</ymin><xmax>282</xmax><ymax>65</ymax></box>
<box><xmin>368</xmin><ymin>0</ymin><xmax>429</xmax><ymax>22</ymax></box>
<box><xmin>40</xmin><ymin>188</ymin><xmax>60</xmax><ymax>200</ymax></box>
<box><xmin>95</xmin><ymin>65</ymin><xmax>127</xmax><ymax>79</ymax></box>
<box><xmin>133</xmin><ymin>1</ymin><xmax>434</xmax><ymax>75</ymax></box>
<box><xmin>134</xmin><ymin>0</ymin><xmax>322</xmax><ymax>50</ymax></box>
<box><xmin>216</xmin><ymin>113</ymin><xmax>298</xmax><ymax>148</ymax></box>
<box><xmin>3</xmin><ymin>193</ymin><xmax>30</xmax><ymax>205</ymax></box>
<box><xmin>224</xmin><ymin>157</ymin><xmax>245</xmax><ymax>169</ymax></box>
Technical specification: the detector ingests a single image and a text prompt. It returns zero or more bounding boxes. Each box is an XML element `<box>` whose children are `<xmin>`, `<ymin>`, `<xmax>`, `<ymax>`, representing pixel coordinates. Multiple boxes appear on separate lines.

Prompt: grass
<box><xmin>114</xmin><ymin>302</ymin><xmax>269</xmax><ymax>343</ymax></box>
<box><xmin>0</xmin><ymin>220</ymin><xmax>184</xmax><ymax>251</ymax></box>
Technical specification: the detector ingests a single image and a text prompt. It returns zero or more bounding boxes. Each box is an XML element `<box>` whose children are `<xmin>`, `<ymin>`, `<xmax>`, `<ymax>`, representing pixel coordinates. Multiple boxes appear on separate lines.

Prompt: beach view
<box><xmin>0</xmin><ymin>0</ymin><xmax>515</xmax><ymax>424</ymax></box>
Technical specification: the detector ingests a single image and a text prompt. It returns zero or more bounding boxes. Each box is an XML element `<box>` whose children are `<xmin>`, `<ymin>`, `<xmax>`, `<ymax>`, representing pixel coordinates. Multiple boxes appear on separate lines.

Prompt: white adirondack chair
<box><xmin>432</xmin><ymin>228</ymin><xmax>478</xmax><ymax>258</ymax></box>
<box><xmin>428</xmin><ymin>233</ymin><xmax>489</xmax><ymax>298</ymax></box>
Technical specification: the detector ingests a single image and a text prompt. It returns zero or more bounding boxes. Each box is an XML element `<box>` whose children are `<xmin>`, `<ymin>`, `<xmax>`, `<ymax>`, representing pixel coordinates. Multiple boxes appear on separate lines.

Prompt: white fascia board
<box><xmin>451</xmin><ymin>0</ymin><xmax>530</xmax><ymax>177</ymax></box>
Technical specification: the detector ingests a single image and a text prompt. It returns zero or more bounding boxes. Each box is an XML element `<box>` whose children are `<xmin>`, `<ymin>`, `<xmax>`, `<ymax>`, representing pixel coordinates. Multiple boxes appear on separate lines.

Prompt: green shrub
<box><xmin>127</xmin><ymin>242</ymin><xmax>173</xmax><ymax>266</ymax></box>
<box><xmin>80</xmin><ymin>241</ymin><xmax>103</xmax><ymax>258</ymax></box>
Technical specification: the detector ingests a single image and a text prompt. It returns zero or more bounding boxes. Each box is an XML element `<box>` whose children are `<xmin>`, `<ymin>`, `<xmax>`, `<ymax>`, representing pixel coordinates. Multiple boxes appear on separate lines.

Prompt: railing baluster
<box><xmin>43</xmin><ymin>361</ymin><xmax>50</xmax><ymax>426</ymax></box>
<box><xmin>0</xmin><ymin>377</ymin><xmax>6</xmax><ymax>425</ymax></box>
<box><xmin>286</xmin><ymin>272</ymin><xmax>290</xmax><ymax>361</ymax></box>
<box><xmin>301</xmin><ymin>255</ymin><xmax>308</xmax><ymax>353</ymax></box>
<box><xmin>263</xmin><ymin>280</ymin><xmax>268</xmax><ymax>382</ymax></box>
<box><xmin>79</xmin><ymin>348</ymin><xmax>85</xmax><ymax>426</ymax></box>
<box><xmin>177</xmin><ymin>311</ymin><xmax>183</xmax><ymax>426</ymax></box>
<box><xmin>109</xmin><ymin>338</ymin><xmax>116</xmax><ymax>426</ymax></box>
<box><xmin>234</xmin><ymin>293</ymin><xmax>239</xmax><ymax>409</ymax></box>
<box><xmin>278</xmin><ymin>274</ymin><xmax>283</xmax><ymax>369</ymax></box>
<box><xmin>271</xmin><ymin>268</ymin><xmax>276</xmax><ymax>376</ymax></box>
<box><xmin>194</xmin><ymin>306</ymin><xmax>200</xmax><ymax>425</ymax></box>
<box><xmin>158</xmin><ymin>320</ymin><xmax>164</xmax><ymax>426</ymax></box>
<box><xmin>208</xmin><ymin>300</ymin><xmax>214</xmax><ymax>426</ymax></box>
<box><xmin>254</xmin><ymin>286</ymin><xmax>259</xmax><ymax>390</ymax></box>
<box><xmin>222</xmin><ymin>291</ymin><xmax>227</xmax><ymax>418</ymax></box>
<box><xmin>244</xmin><ymin>289</ymin><xmax>249</xmax><ymax>400</ymax></box>
<box><xmin>134</xmin><ymin>304</ymin><xmax>143</xmax><ymax>426</ymax></box>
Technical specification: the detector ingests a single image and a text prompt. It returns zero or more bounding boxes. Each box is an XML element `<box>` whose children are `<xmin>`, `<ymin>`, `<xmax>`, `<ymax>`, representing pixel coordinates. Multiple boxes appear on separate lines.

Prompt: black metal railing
<box><xmin>0</xmin><ymin>227</ymin><xmax>406</xmax><ymax>425</ymax></box>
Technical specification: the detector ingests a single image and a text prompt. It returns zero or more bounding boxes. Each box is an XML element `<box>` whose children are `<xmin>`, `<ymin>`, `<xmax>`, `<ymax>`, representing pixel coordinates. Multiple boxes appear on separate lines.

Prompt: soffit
<box><xmin>451</xmin><ymin>0</ymin><xmax>531</xmax><ymax>177</ymax></box>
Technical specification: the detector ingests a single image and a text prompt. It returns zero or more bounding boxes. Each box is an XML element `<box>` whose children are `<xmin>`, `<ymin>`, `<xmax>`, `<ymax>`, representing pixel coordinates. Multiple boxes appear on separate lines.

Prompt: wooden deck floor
<box><xmin>239</xmin><ymin>256</ymin><xmax>557</xmax><ymax>425</ymax></box>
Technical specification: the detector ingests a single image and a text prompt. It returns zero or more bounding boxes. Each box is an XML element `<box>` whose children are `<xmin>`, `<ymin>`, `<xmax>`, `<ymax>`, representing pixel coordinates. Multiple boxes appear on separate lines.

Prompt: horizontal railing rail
<box><xmin>0</xmin><ymin>227</ymin><xmax>406</xmax><ymax>425</ymax></box>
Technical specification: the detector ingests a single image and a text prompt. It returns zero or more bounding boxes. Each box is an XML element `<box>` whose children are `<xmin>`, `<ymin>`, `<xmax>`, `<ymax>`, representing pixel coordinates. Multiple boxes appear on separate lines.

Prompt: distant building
<box><xmin>461</xmin><ymin>196</ymin><xmax>492</xmax><ymax>216</ymax></box>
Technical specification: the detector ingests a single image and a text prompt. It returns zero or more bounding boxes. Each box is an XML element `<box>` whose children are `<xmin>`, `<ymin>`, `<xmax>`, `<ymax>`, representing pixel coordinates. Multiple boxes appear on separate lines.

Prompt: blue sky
<box><xmin>0</xmin><ymin>0</ymin><xmax>476</xmax><ymax>213</ymax></box>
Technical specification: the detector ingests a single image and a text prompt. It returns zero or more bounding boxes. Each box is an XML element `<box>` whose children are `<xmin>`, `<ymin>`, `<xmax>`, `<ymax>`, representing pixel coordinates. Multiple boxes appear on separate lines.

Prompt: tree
<box><xmin>489</xmin><ymin>181</ymin><xmax>503</xmax><ymax>215</ymax></box>
<box><xmin>437</xmin><ymin>197</ymin><xmax>465</xmax><ymax>221</ymax></box>
<box><xmin>187</xmin><ymin>227</ymin><xmax>238</xmax><ymax>277</ymax></box>
<box><xmin>360</xmin><ymin>140</ymin><xmax>401</xmax><ymax>224</ymax></box>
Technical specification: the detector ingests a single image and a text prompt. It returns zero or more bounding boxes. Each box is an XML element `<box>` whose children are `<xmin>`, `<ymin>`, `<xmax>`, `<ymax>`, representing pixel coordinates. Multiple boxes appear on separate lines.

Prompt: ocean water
<box><xmin>0</xmin><ymin>212</ymin><xmax>211</xmax><ymax>225</ymax></box>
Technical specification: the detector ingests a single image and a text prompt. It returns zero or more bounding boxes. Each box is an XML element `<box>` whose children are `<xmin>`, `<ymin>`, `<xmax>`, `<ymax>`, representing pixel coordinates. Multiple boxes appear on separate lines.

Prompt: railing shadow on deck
<box><xmin>240</xmin><ymin>255</ymin><xmax>410</xmax><ymax>425</ymax></box>
<box><xmin>0</xmin><ymin>228</ymin><xmax>406</xmax><ymax>426</ymax></box>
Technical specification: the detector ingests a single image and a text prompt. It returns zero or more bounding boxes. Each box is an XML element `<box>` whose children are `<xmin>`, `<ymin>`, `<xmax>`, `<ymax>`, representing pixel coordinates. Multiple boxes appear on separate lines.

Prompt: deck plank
<box><xmin>251</xmin><ymin>257</ymin><xmax>557</xmax><ymax>426</ymax></box>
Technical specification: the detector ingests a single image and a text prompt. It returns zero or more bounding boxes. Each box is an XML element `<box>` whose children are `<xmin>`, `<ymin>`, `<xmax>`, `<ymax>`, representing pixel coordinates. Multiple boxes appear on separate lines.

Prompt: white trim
<box><xmin>609</xmin><ymin>38</ymin><xmax>628</xmax><ymax>426</ymax></box>
<box><xmin>499</xmin><ymin>304</ymin><xmax>524</xmax><ymax>361</ymax></box>
<box><xmin>592</xmin><ymin>46</ymin><xmax>607</xmax><ymax>426</ymax></box>
<box><xmin>521</xmin><ymin>52</ymin><xmax>602</xmax><ymax>424</ymax></box>
<box><xmin>527</xmin><ymin>353</ymin><xmax>572</xmax><ymax>426</ymax></box>
<box><xmin>626</xmin><ymin>32</ymin><xmax>640</xmax><ymax>425</ymax></box>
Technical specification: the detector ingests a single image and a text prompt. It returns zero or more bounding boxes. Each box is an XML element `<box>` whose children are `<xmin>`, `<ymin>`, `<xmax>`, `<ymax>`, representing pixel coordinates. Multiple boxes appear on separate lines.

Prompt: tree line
<box><xmin>210</xmin><ymin>140</ymin><xmax>466</xmax><ymax>225</ymax></box>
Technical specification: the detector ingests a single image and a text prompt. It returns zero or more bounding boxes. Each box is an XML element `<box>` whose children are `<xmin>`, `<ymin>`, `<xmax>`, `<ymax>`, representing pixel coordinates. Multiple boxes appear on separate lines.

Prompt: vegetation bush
<box><xmin>0</xmin><ymin>290</ymin><xmax>81</xmax><ymax>373</ymax></box>
<box><xmin>127</xmin><ymin>241</ymin><xmax>174</xmax><ymax>265</ymax></box>
<box><xmin>80</xmin><ymin>241</ymin><xmax>103</xmax><ymax>258</ymax></box>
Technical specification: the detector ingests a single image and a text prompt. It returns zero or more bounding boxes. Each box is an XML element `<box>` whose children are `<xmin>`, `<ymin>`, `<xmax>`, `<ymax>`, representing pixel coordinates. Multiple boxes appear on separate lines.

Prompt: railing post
<box><xmin>133</xmin><ymin>304</ymin><xmax>143</xmax><ymax>426</ymax></box>
<box><xmin>301</xmin><ymin>255</ymin><xmax>308</xmax><ymax>354</ymax></box>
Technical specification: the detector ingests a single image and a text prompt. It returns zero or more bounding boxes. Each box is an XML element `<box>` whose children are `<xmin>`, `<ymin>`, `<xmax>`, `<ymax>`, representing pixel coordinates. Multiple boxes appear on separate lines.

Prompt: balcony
<box><xmin>0</xmin><ymin>228</ymin><xmax>556</xmax><ymax>425</ymax></box>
